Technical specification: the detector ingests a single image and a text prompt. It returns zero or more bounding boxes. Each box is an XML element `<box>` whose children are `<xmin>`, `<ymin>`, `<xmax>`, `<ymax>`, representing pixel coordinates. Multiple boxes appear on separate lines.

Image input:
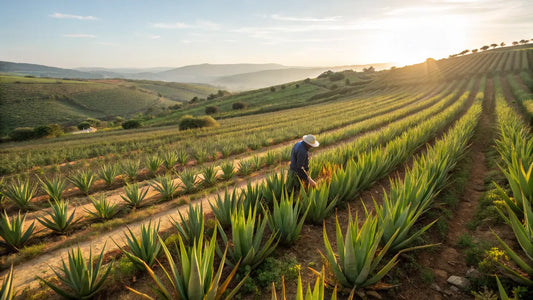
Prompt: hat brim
<box><xmin>304</xmin><ymin>140</ymin><xmax>320</xmax><ymax>147</ymax></box>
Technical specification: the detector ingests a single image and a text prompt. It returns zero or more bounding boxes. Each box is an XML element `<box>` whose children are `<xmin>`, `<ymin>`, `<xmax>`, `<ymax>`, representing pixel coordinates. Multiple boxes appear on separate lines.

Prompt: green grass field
<box><xmin>0</xmin><ymin>76</ymin><xmax>219</xmax><ymax>135</ymax></box>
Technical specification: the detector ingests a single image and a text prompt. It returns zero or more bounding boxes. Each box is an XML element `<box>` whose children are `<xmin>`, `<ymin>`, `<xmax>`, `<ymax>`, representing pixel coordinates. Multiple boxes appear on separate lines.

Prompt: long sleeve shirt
<box><xmin>289</xmin><ymin>141</ymin><xmax>309</xmax><ymax>181</ymax></box>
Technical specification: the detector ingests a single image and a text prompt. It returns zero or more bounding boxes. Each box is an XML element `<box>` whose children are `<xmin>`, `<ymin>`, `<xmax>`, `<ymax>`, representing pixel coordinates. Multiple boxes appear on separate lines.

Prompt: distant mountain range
<box><xmin>0</xmin><ymin>61</ymin><xmax>392</xmax><ymax>91</ymax></box>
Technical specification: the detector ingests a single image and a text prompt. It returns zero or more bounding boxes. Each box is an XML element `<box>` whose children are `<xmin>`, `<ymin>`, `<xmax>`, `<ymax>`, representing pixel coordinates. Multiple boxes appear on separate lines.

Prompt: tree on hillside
<box><xmin>500</xmin><ymin>42</ymin><xmax>506</xmax><ymax>47</ymax></box>
<box><xmin>77</xmin><ymin>121</ymin><xmax>91</xmax><ymax>130</ymax></box>
<box><xmin>491</xmin><ymin>43</ymin><xmax>498</xmax><ymax>49</ymax></box>
<box><xmin>512</xmin><ymin>41</ymin><xmax>519</xmax><ymax>46</ymax></box>
<box><xmin>520</xmin><ymin>39</ymin><xmax>529</xmax><ymax>44</ymax></box>
<box><xmin>480</xmin><ymin>45</ymin><xmax>489</xmax><ymax>51</ymax></box>
<box><xmin>472</xmin><ymin>49</ymin><xmax>478</xmax><ymax>53</ymax></box>
<box><xmin>363</xmin><ymin>66</ymin><xmax>375</xmax><ymax>73</ymax></box>
<box><xmin>460</xmin><ymin>49</ymin><xmax>470</xmax><ymax>55</ymax></box>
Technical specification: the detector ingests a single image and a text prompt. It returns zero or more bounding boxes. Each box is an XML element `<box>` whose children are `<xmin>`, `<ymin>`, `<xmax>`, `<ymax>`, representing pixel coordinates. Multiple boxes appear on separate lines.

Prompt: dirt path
<box><xmin>396</xmin><ymin>78</ymin><xmax>495</xmax><ymax>299</ymax></box>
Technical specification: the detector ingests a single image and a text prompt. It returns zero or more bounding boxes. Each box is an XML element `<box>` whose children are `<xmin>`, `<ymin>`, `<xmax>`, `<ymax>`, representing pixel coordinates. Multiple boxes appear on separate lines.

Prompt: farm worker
<box><xmin>287</xmin><ymin>134</ymin><xmax>319</xmax><ymax>192</ymax></box>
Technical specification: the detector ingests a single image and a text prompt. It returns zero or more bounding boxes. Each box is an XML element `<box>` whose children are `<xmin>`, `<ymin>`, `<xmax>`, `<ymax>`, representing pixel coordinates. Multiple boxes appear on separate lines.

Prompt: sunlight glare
<box><xmin>368</xmin><ymin>14</ymin><xmax>469</xmax><ymax>66</ymax></box>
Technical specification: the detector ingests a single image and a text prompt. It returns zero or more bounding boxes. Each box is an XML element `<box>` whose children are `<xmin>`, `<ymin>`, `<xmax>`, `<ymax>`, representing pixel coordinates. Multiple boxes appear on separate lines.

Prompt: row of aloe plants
<box><xmin>506</xmin><ymin>73</ymin><xmax>533</xmax><ymax>123</ymax></box>
<box><xmin>0</xmin><ymin>84</ymin><xmax>440</xmax><ymax>209</ymax></box>
<box><xmin>489</xmin><ymin>77</ymin><xmax>533</xmax><ymax>298</ymax></box>
<box><xmin>1</xmin><ymin>83</ymin><xmax>430</xmax><ymax>176</ymax></box>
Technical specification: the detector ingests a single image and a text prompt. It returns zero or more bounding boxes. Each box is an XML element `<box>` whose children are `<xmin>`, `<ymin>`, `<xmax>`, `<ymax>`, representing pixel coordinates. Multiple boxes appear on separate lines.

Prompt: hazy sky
<box><xmin>1</xmin><ymin>0</ymin><xmax>532</xmax><ymax>68</ymax></box>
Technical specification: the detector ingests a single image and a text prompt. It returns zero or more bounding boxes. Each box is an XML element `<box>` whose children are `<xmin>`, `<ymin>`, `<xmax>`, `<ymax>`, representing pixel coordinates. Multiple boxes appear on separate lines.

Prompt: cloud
<box><xmin>63</xmin><ymin>34</ymin><xmax>96</xmax><ymax>38</ymax></box>
<box><xmin>150</xmin><ymin>20</ymin><xmax>221</xmax><ymax>31</ymax></box>
<box><xmin>151</xmin><ymin>22</ymin><xmax>191</xmax><ymax>29</ymax></box>
<box><xmin>271</xmin><ymin>14</ymin><xmax>342</xmax><ymax>22</ymax></box>
<box><xmin>197</xmin><ymin>20</ymin><xmax>220</xmax><ymax>30</ymax></box>
<box><xmin>50</xmin><ymin>12</ymin><xmax>98</xmax><ymax>20</ymax></box>
<box><xmin>150</xmin><ymin>35</ymin><xmax>161</xmax><ymax>39</ymax></box>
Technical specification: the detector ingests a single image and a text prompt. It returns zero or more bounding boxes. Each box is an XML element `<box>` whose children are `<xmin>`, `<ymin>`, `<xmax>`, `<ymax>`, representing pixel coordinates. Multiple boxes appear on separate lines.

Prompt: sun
<box><xmin>368</xmin><ymin>13</ymin><xmax>469</xmax><ymax>67</ymax></box>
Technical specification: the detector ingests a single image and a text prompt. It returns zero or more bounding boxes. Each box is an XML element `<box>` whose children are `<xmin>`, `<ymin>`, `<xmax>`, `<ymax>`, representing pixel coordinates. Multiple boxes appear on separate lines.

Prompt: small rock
<box><xmin>450</xmin><ymin>286</ymin><xmax>460</xmax><ymax>293</ymax></box>
<box><xmin>431</xmin><ymin>283</ymin><xmax>442</xmax><ymax>293</ymax></box>
<box><xmin>434</xmin><ymin>269</ymin><xmax>448</xmax><ymax>282</ymax></box>
<box><xmin>466</xmin><ymin>267</ymin><xmax>481</xmax><ymax>279</ymax></box>
<box><xmin>447</xmin><ymin>275</ymin><xmax>471</xmax><ymax>289</ymax></box>
<box><xmin>443</xmin><ymin>288</ymin><xmax>454</xmax><ymax>296</ymax></box>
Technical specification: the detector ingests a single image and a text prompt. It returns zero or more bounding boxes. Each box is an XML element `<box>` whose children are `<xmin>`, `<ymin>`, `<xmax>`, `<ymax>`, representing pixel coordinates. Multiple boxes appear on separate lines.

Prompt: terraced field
<box><xmin>0</xmin><ymin>44</ymin><xmax>532</xmax><ymax>299</ymax></box>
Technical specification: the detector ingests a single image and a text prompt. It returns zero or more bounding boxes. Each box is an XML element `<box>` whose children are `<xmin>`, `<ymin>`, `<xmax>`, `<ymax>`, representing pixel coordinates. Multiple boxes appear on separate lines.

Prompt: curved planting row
<box><xmin>317</xmin><ymin>79</ymin><xmax>482</xmax><ymax>297</ymax></box>
<box><xmin>0</xmin><ymin>79</ymin><xmax>476</xmax><ymax>296</ymax></box>
<box><xmin>505</xmin><ymin>73</ymin><xmax>533</xmax><ymax>122</ymax></box>
<box><xmin>0</xmin><ymin>84</ymin><xmax>429</xmax><ymax>176</ymax></box>
<box><xmin>489</xmin><ymin>77</ymin><xmax>533</xmax><ymax>297</ymax></box>
<box><xmin>0</xmin><ymin>82</ymin><xmax>453</xmax><ymax>212</ymax></box>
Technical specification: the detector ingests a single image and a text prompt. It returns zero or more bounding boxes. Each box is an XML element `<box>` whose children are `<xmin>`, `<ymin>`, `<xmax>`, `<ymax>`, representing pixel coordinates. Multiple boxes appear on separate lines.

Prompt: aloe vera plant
<box><xmin>162</xmin><ymin>151</ymin><xmax>179</xmax><ymax>171</ymax></box>
<box><xmin>209</xmin><ymin>188</ymin><xmax>242</xmax><ymax>228</ymax></box>
<box><xmin>251</xmin><ymin>155</ymin><xmax>263</xmax><ymax>171</ymax></box>
<box><xmin>376</xmin><ymin>174</ymin><xmax>438</xmax><ymax>251</ymax></box>
<box><xmin>99</xmin><ymin>164</ymin><xmax>118</xmax><ymax>186</ymax></box>
<box><xmin>201</xmin><ymin>164</ymin><xmax>218</xmax><ymax>187</ymax></box>
<box><xmin>0</xmin><ymin>211</ymin><xmax>35</xmax><ymax>252</ymax></box>
<box><xmin>493</xmin><ymin>199</ymin><xmax>533</xmax><ymax>285</ymax></box>
<box><xmin>3</xmin><ymin>179</ymin><xmax>36</xmax><ymax>210</ymax></box>
<box><xmin>264</xmin><ymin>151</ymin><xmax>279</xmax><ymax>166</ymax></box>
<box><xmin>151</xmin><ymin>176</ymin><xmax>179</xmax><ymax>201</ymax></box>
<box><xmin>69</xmin><ymin>170</ymin><xmax>96</xmax><ymax>195</ymax></box>
<box><xmin>145</xmin><ymin>155</ymin><xmax>164</xmax><ymax>176</ymax></box>
<box><xmin>86</xmin><ymin>195</ymin><xmax>119</xmax><ymax>221</ymax></box>
<box><xmin>127</xmin><ymin>229</ymin><xmax>246</xmax><ymax>300</ymax></box>
<box><xmin>39</xmin><ymin>176</ymin><xmax>66</xmax><ymax>202</ymax></box>
<box><xmin>171</xmin><ymin>203</ymin><xmax>204</xmax><ymax>246</ymax></box>
<box><xmin>178</xmin><ymin>169</ymin><xmax>198</xmax><ymax>194</ymax></box>
<box><xmin>272</xmin><ymin>266</ymin><xmax>341</xmax><ymax>300</ymax></box>
<box><xmin>300</xmin><ymin>181</ymin><xmax>338</xmax><ymax>225</ymax></box>
<box><xmin>218</xmin><ymin>205</ymin><xmax>279</xmax><ymax>269</ymax></box>
<box><xmin>238</xmin><ymin>159</ymin><xmax>253</xmax><ymax>176</ymax></box>
<box><xmin>0</xmin><ymin>265</ymin><xmax>15</xmax><ymax>300</ymax></box>
<box><xmin>121</xmin><ymin>183</ymin><xmax>149</xmax><ymax>208</ymax></box>
<box><xmin>39</xmin><ymin>245</ymin><xmax>112</xmax><ymax>299</ymax></box>
<box><xmin>116</xmin><ymin>221</ymin><xmax>161</xmax><ymax>270</ymax></box>
<box><xmin>262</xmin><ymin>171</ymin><xmax>288</xmax><ymax>207</ymax></box>
<box><xmin>268</xmin><ymin>192</ymin><xmax>308</xmax><ymax>246</ymax></box>
<box><xmin>320</xmin><ymin>211</ymin><xmax>402</xmax><ymax>292</ymax></box>
<box><xmin>121</xmin><ymin>159</ymin><xmax>140</xmax><ymax>181</ymax></box>
<box><xmin>176</xmin><ymin>151</ymin><xmax>189</xmax><ymax>166</ymax></box>
<box><xmin>220</xmin><ymin>161</ymin><xmax>236</xmax><ymax>180</ymax></box>
<box><xmin>37</xmin><ymin>200</ymin><xmax>79</xmax><ymax>234</ymax></box>
<box><xmin>194</xmin><ymin>149</ymin><xmax>208</xmax><ymax>165</ymax></box>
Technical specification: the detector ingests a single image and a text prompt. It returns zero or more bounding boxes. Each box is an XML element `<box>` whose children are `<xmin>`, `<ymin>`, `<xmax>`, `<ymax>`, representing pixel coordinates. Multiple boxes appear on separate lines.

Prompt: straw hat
<box><xmin>303</xmin><ymin>134</ymin><xmax>319</xmax><ymax>147</ymax></box>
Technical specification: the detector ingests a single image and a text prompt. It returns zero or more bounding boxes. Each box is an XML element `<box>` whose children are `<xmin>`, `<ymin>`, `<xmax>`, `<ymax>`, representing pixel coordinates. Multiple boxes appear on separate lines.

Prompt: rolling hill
<box><xmin>0</xmin><ymin>76</ymin><xmax>219</xmax><ymax>135</ymax></box>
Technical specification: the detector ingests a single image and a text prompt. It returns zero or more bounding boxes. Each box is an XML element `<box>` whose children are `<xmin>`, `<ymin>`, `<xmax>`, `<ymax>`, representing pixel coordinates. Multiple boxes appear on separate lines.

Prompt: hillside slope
<box><xmin>0</xmin><ymin>76</ymin><xmax>218</xmax><ymax>134</ymax></box>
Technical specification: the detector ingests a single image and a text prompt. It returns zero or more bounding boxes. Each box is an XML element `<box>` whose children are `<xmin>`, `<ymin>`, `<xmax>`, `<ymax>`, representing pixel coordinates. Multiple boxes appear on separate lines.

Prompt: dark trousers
<box><xmin>287</xmin><ymin>169</ymin><xmax>306</xmax><ymax>193</ymax></box>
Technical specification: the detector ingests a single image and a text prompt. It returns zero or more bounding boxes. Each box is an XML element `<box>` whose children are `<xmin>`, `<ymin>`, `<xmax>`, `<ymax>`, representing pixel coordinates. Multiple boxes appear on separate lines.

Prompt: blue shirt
<box><xmin>290</xmin><ymin>141</ymin><xmax>309</xmax><ymax>181</ymax></box>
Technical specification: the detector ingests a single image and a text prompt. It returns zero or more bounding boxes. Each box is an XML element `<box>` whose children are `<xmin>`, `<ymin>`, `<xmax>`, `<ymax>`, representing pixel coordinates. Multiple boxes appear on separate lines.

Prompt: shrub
<box><xmin>33</xmin><ymin>125</ymin><xmax>52</xmax><ymax>138</ymax></box>
<box><xmin>179</xmin><ymin>115</ymin><xmax>219</xmax><ymax>130</ymax></box>
<box><xmin>329</xmin><ymin>72</ymin><xmax>345</xmax><ymax>81</ymax></box>
<box><xmin>205</xmin><ymin>106</ymin><xmax>219</xmax><ymax>115</ymax></box>
<box><xmin>122</xmin><ymin>119</ymin><xmax>142</xmax><ymax>129</ymax></box>
<box><xmin>77</xmin><ymin>121</ymin><xmax>91</xmax><ymax>130</ymax></box>
<box><xmin>232</xmin><ymin>101</ymin><xmax>247</xmax><ymax>110</ymax></box>
<box><xmin>9</xmin><ymin>127</ymin><xmax>35</xmax><ymax>141</ymax></box>
<box><xmin>270</xmin><ymin>87</ymin><xmax>276</xmax><ymax>92</ymax></box>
